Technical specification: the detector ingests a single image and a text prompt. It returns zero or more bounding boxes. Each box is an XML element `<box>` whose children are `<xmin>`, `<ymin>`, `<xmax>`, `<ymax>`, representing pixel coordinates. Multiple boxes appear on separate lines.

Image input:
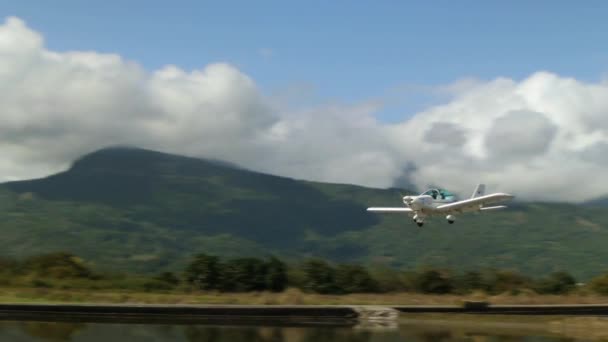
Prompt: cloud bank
<box><xmin>1</xmin><ymin>17</ymin><xmax>608</xmax><ymax>202</ymax></box>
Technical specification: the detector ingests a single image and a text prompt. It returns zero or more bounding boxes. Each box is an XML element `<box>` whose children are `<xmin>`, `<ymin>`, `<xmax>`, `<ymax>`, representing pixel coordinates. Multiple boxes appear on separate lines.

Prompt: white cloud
<box><xmin>484</xmin><ymin>110</ymin><xmax>557</xmax><ymax>161</ymax></box>
<box><xmin>394</xmin><ymin>72</ymin><xmax>608</xmax><ymax>202</ymax></box>
<box><xmin>2</xmin><ymin>17</ymin><xmax>608</xmax><ymax>202</ymax></box>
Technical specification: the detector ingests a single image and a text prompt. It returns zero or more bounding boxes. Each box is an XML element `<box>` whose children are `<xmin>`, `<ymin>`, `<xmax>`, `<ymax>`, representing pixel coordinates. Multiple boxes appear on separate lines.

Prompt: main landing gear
<box><xmin>411</xmin><ymin>215</ymin><xmax>455</xmax><ymax>226</ymax></box>
<box><xmin>413</xmin><ymin>214</ymin><xmax>424</xmax><ymax>227</ymax></box>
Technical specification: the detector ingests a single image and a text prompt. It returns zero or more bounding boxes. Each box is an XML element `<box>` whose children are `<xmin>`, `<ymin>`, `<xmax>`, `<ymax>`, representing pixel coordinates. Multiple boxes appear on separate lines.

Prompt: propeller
<box><xmin>399</xmin><ymin>191</ymin><xmax>414</xmax><ymax>206</ymax></box>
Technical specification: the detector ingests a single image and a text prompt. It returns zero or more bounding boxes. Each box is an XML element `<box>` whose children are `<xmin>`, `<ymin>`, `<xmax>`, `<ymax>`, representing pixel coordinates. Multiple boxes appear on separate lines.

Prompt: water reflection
<box><xmin>0</xmin><ymin>317</ymin><xmax>602</xmax><ymax>342</ymax></box>
<box><xmin>20</xmin><ymin>322</ymin><xmax>85</xmax><ymax>341</ymax></box>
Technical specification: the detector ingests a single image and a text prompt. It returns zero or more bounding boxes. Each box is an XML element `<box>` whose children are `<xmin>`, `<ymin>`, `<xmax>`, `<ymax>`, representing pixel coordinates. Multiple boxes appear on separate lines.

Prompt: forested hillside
<box><xmin>1</xmin><ymin>147</ymin><xmax>606</xmax><ymax>279</ymax></box>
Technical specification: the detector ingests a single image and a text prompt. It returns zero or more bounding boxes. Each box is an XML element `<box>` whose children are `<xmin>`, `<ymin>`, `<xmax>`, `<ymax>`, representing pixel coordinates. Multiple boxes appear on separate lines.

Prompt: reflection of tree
<box><xmin>21</xmin><ymin>321</ymin><xmax>86</xmax><ymax>342</ymax></box>
<box><xmin>257</xmin><ymin>327</ymin><xmax>283</xmax><ymax>342</ymax></box>
<box><xmin>556</xmin><ymin>338</ymin><xmax>576</xmax><ymax>342</ymax></box>
<box><xmin>300</xmin><ymin>327</ymin><xmax>372</xmax><ymax>342</ymax></box>
<box><xmin>468</xmin><ymin>334</ymin><xmax>491</xmax><ymax>342</ymax></box>
<box><xmin>183</xmin><ymin>326</ymin><xmax>374</xmax><ymax>342</ymax></box>
<box><xmin>405</xmin><ymin>329</ymin><xmax>453</xmax><ymax>342</ymax></box>
<box><xmin>185</xmin><ymin>326</ymin><xmax>222</xmax><ymax>342</ymax></box>
<box><xmin>493</xmin><ymin>335</ymin><xmax>533</xmax><ymax>342</ymax></box>
<box><xmin>185</xmin><ymin>326</ymin><xmax>284</xmax><ymax>342</ymax></box>
<box><xmin>281</xmin><ymin>328</ymin><xmax>307</xmax><ymax>342</ymax></box>
<box><xmin>400</xmin><ymin>326</ymin><xmax>542</xmax><ymax>342</ymax></box>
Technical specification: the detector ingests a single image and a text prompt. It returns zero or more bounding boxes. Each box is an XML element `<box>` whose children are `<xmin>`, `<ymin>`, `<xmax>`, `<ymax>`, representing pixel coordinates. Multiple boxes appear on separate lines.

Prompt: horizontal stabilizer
<box><xmin>480</xmin><ymin>205</ymin><xmax>507</xmax><ymax>211</ymax></box>
<box><xmin>367</xmin><ymin>207</ymin><xmax>412</xmax><ymax>213</ymax></box>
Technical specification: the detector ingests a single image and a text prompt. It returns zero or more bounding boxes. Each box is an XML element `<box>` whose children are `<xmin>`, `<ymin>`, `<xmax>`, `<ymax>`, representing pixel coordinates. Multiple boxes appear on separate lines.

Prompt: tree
<box><xmin>415</xmin><ymin>269</ymin><xmax>453</xmax><ymax>294</ymax></box>
<box><xmin>155</xmin><ymin>272</ymin><xmax>180</xmax><ymax>286</ymax></box>
<box><xmin>265</xmin><ymin>256</ymin><xmax>288</xmax><ymax>292</ymax></box>
<box><xmin>0</xmin><ymin>257</ymin><xmax>17</xmax><ymax>274</ymax></box>
<box><xmin>184</xmin><ymin>254</ymin><xmax>220</xmax><ymax>290</ymax></box>
<box><xmin>334</xmin><ymin>264</ymin><xmax>377</xmax><ymax>293</ymax></box>
<box><xmin>220</xmin><ymin>257</ymin><xmax>267</xmax><ymax>292</ymax></box>
<box><xmin>301</xmin><ymin>259</ymin><xmax>337</xmax><ymax>294</ymax></box>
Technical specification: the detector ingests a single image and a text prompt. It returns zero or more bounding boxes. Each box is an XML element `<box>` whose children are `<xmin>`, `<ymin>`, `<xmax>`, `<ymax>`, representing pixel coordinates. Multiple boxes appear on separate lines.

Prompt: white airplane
<box><xmin>367</xmin><ymin>184</ymin><xmax>514</xmax><ymax>227</ymax></box>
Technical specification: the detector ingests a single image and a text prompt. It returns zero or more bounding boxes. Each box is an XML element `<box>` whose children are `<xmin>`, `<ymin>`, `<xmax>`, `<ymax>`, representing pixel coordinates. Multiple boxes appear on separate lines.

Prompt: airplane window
<box><xmin>422</xmin><ymin>189</ymin><xmax>440</xmax><ymax>199</ymax></box>
<box><xmin>438</xmin><ymin>189</ymin><xmax>455</xmax><ymax>200</ymax></box>
<box><xmin>421</xmin><ymin>189</ymin><xmax>456</xmax><ymax>200</ymax></box>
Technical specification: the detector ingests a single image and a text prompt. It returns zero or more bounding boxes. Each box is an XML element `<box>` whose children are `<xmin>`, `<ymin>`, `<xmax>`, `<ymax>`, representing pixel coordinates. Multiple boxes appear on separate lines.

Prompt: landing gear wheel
<box><xmin>448</xmin><ymin>220</ymin><xmax>455</xmax><ymax>224</ymax></box>
<box><xmin>416</xmin><ymin>222</ymin><xmax>424</xmax><ymax>227</ymax></box>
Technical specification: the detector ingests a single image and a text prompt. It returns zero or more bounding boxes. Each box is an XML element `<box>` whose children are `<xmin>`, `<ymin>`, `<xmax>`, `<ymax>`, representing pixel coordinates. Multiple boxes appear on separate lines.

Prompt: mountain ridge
<box><xmin>1</xmin><ymin>147</ymin><xmax>607</xmax><ymax>279</ymax></box>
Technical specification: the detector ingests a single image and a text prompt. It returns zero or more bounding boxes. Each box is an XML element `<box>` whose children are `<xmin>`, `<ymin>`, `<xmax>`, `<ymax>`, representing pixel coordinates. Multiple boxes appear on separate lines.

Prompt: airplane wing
<box><xmin>367</xmin><ymin>207</ymin><xmax>413</xmax><ymax>213</ymax></box>
<box><xmin>436</xmin><ymin>193</ymin><xmax>513</xmax><ymax>213</ymax></box>
<box><xmin>480</xmin><ymin>205</ymin><xmax>507</xmax><ymax>211</ymax></box>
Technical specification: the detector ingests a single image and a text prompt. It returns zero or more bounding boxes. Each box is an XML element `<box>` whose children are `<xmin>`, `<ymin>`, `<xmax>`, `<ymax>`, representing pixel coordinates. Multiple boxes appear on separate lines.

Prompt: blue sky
<box><xmin>3</xmin><ymin>1</ymin><xmax>608</xmax><ymax>121</ymax></box>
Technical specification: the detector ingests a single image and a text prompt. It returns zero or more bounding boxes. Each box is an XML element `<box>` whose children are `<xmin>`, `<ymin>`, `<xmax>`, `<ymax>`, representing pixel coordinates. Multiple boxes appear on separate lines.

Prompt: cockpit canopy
<box><xmin>421</xmin><ymin>188</ymin><xmax>456</xmax><ymax>201</ymax></box>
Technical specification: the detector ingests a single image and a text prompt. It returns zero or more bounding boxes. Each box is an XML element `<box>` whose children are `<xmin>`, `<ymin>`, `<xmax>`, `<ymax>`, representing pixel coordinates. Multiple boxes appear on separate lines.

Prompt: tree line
<box><xmin>181</xmin><ymin>255</ymin><xmax>585</xmax><ymax>295</ymax></box>
<box><xmin>5</xmin><ymin>251</ymin><xmax>608</xmax><ymax>296</ymax></box>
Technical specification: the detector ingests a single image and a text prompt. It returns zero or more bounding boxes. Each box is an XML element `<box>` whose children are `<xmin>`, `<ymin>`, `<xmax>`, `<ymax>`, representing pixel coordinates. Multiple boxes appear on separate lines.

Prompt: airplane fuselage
<box><xmin>404</xmin><ymin>195</ymin><xmax>452</xmax><ymax>211</ymax></box>
<box><xmin>367</xmin><ymin>185</ymin><xmax>514</xmax><ymax>227</ymax></box>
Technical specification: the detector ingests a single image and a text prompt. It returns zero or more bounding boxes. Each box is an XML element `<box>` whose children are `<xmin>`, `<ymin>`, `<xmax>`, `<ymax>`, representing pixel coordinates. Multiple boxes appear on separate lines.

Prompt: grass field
<box><xmin>2</xmin><ymin>287</ymin><xmax>608</xmax><ymax>305</ymax></box>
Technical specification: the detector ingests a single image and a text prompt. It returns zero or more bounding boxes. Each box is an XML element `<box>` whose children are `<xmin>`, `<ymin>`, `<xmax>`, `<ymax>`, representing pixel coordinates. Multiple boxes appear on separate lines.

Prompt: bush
<box><xmin>142</xmin><ymin>280</ymin><xmax>175</xmax><ymax>292</ymax></box>
<box><xmin>453</xmin><ymin>271</ymin><xmax>483</xmax><ymax>294</ymax></box>
<box><xmin>369</xmin><ymin>266</ymin><xmax>410</xmax><ymax>293</ymax></box>
<box><xmin>184</xmin><ymin>255</ymin><xmax>288</xmax><ymax>293</ymax></box>
<box><xmin>23</xmin><ymin>252</ymin><xmax>92</xmax><ymax>279</ymax></box>
<box><xmin>31</xmin><ymin>279</ymin><xmax>52</xmax><ymax>288</ymax></box>
<box><xmin>533</xmin><ymin>272</ymin><xmax>576</xmax><ymax>294</ymax></box>
<box><xmin>480</xmin><ymin>269</ymin><xmax>530</xmax><ymax>294</ymax></box>
<box><xmin>589</xmin><ymin>274</ymin><xmax>608</xmax><ymax>295</ymax></box>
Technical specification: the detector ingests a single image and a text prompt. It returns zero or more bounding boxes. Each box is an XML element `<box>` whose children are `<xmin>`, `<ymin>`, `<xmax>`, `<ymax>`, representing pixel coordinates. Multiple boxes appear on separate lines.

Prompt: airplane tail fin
<box><xmin>471</xmin><ymin>184</ymin><xmax>485</xmax><ymax>198</ymax></box>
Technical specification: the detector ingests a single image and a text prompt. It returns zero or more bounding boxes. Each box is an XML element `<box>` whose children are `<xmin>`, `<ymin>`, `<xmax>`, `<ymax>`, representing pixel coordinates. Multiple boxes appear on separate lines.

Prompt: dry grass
<box><xmin>0</xmin><ymin>287</ymin><xmax>607</xmax><ymax>305</ymax></box>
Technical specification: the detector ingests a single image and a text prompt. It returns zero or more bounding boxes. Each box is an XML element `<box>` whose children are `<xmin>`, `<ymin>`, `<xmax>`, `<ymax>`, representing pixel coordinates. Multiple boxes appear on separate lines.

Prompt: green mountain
<box><xmin>1</xmin><ymin>147</ymin><xmax>608</xmax><ymax>279</ymax></box>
